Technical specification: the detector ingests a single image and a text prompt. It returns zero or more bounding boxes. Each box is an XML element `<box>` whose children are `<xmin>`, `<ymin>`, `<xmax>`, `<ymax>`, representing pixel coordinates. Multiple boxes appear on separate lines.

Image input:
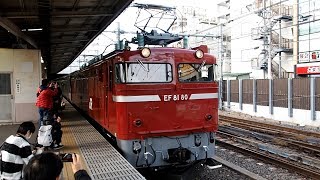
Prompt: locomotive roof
<box><xmin>77</xmin><ymin>46</ymin><xmax>216</xmax><ymax>73</ymax></box>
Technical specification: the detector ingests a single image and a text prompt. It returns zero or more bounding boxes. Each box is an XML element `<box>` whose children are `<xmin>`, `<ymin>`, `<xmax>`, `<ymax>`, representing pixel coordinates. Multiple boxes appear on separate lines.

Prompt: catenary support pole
<box><xmin>239</xmin><ymin>79</ymin><xmax>243</xmax><ymax>110</ymax></box>
<box><xmin>288</xmin><ymin>78</ymin><xmax>293</xmax><ymax>117</ymax></box>
<box><xmin>253</xmin><ymin>79</ymin><xmax>257</xmax><ymax>113</ymax></box>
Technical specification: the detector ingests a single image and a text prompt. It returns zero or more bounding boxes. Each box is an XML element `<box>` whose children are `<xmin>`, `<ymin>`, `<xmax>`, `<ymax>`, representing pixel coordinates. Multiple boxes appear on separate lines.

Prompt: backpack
<box><xmin>37</xmin><ymin>124</ymin><xmax>53</xmax><ymax>147</ymax></box>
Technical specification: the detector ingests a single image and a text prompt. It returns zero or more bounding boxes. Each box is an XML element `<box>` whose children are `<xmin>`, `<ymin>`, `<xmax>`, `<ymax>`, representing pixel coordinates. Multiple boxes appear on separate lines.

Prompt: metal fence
<box><xmin>273</xmin><ymin>79</ymin><xmax>288</xmax><ymax>108</ymax></box>
<box><xmin>221</xmin><ymin>78</ymin><xmax>317</xmax><ymax>120</ymax></box>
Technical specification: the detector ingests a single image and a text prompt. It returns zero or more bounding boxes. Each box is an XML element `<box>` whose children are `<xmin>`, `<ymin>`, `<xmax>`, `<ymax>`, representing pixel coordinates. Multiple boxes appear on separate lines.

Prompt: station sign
<box><xmin>296</xmin><ymin>62</ymin><xmax>320</xmax><ymax>75</ymax></box>
<box><xmin>299</xmin><ymin>52</ymin><xmax>309</xmax><ymax>62</ymax></box>
<box><xmin>299</xmin><ymin>51</ymin><xmax>320</xmax><ymax>63</ymax></box>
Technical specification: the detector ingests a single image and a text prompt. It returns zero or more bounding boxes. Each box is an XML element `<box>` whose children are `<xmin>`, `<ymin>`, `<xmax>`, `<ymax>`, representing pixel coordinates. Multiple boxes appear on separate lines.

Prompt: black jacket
<box><xmin>74</xmin><ymin>170</ymin><xmax>91</xmax><ymax>180</ymax></box>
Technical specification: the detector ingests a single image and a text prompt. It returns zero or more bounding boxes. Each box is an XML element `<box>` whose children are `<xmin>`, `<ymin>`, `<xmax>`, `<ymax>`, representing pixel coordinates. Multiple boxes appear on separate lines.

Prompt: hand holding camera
<box><xmin>59</xmin><ymin>153</ymin><xmax>73</xmax><ymax>162</ymax></box>
<box><xmin>48</xmin><ymin>82</ymin><xmax>58</xmax><ymax>88</ymax></box>
<box><xmin>71</xmin><ymin>153</ymin><xmax>85</xmax><ymax>173</ymax></box>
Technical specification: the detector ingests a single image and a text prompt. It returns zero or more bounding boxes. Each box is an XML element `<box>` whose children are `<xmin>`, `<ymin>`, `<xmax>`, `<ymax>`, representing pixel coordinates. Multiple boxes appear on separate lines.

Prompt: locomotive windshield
<box><xmin>178</xmin><ymin>63</ymin><xmax>215</xmax><ymax>82</ymax></box>
<box><xmin>115</xmin><ymin>63</ymin><xmax>172</xmax><ymax>83</ymax></box>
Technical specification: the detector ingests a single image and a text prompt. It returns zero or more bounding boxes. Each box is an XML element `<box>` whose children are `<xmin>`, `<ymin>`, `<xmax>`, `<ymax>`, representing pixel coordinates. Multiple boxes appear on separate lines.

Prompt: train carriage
<box><xmin>58</xmin><ymin>45</ymin><xmax>218</xmax><ymax>168</ymax></box>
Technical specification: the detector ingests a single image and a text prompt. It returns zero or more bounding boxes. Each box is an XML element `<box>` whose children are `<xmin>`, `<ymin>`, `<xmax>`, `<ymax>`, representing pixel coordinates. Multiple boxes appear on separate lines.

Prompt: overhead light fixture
<box><xmin>41</xmin><ymin>57</ymin><xmax>44</xmax><ymax>63</ymax></box>
<box><xmin>21</xmin><ymin>28</ymin><xmax>43</xmax><ymax>32</ymax></box>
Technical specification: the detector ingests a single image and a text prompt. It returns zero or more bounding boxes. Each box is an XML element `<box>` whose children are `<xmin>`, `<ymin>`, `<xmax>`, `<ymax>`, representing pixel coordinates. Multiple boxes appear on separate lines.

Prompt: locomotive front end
<box><xmin>114</xmin><ymin>47</ymin><xmax>218</xmax><ymax>168</ymax></box>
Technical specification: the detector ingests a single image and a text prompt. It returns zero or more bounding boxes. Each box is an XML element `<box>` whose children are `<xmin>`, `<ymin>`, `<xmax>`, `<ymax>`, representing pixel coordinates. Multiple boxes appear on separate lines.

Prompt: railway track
<box><xmin>219</xmin><ymin>115</ymin><xmax>320</xmax><ymax>140</ymax></box>
<box><xmin>219</xmin><ymin>115</ymin><xmax>320</xmax><ymax>155</ymax></box>
<box><xmin>216</xmin><ymin>135</ymin><xmax>320</xmax><ymax>179</ymax></box>
<box><xmin>217</xmin><ymin>115</ymin><xmax>320</xmax><ymax>179</ymax></box>
<box><xmin>209</xmin><ymin>156</ymin><xmax>267</xmax><ymax>180</ymax></box>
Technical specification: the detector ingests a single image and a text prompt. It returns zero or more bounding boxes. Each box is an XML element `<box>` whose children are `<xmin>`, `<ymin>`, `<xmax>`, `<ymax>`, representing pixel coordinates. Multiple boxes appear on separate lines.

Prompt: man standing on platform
<box><xmin>36</xmin><ymin>79</ymin><xmax>58</xmax><ymax>126</ymax></box>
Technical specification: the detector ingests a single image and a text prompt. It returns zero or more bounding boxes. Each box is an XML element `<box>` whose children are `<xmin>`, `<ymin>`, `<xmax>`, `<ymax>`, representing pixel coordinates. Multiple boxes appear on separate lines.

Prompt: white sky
<box><xmin>59</xmin><ymin>0</ymin><xmax>214</xmax><ymax>74</ymax></box>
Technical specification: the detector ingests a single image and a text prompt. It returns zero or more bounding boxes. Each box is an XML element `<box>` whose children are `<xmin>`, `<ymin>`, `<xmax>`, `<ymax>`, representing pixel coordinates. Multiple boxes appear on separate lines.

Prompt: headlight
<box><xmin>141</xmin><ymin>47</ymin><xmax>151</xmax><ymax>58</ymax></box>
<box><xmin>195</xmin><ymin>49</ymin><xmax>204</xmax><ymax>59</ymax></box>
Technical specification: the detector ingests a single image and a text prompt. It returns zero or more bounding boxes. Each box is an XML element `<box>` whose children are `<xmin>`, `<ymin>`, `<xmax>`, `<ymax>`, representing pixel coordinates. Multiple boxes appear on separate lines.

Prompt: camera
<box><xmin>59</xmin><ymin>153</ymin><xmax>73</xmax><ymax>162</ymax></box>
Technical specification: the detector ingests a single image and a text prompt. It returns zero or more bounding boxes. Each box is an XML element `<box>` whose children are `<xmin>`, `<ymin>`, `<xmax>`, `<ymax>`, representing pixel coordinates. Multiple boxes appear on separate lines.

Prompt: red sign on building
<box><xmin>296</xmin><ymin>62</ymin><xmax>320</xmax><ymax>75</ymax></box>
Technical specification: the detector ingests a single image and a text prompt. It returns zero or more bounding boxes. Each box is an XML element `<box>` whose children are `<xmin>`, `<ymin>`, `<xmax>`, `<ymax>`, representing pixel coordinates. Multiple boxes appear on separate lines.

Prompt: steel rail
<box><xmin>211</xmin><ymin>156</ymin><xmax>267</xmax><ymax>180</ymax></box>
<box><xmin>216</xmin><ymin>137</ymin><xmax>320</xmax><ymax>179</ymax></box>
<box><xmin>219</xmin><ymin>115</ymin><xmax>320</xmax><ymax>138</ymax></box>
<box><xmin>220</xmin><ymin>116</ymin><xmax>320</xmax><ymax>156</ymax></box>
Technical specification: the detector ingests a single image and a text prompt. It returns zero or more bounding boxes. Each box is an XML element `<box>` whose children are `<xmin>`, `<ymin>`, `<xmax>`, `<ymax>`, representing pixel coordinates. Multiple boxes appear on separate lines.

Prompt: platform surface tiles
<box><xmin>64</xmin><ymin>107</ymin><xmax>145</xmax><ymax>180</ymax></box>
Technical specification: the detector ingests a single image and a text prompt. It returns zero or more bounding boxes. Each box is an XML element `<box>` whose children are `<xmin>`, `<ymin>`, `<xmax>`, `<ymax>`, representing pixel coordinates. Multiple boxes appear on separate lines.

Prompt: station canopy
<box><xmin>0</xmin><ymin>0</ymin><xmax>133</xmax><ymax>76</ymax></box>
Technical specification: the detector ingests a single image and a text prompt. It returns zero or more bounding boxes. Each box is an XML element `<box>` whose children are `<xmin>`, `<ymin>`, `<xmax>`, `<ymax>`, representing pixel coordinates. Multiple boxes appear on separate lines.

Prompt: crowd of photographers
<box><xmin>0</xmin><ymin>79</ymin><xmax>91</xmax><ymax>180</ymax></box>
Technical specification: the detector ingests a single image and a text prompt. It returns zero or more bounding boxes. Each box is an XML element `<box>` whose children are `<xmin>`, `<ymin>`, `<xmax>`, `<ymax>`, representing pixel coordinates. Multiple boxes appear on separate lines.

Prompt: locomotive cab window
<box><xmin>115</xmin><ymin>62</ymin><xmax>172</xmax><ymax>83</ymax></box>
<box><xmin>178</xmin><ymin>63</ymin><xmax>215</xmax><ymax>82</ymax></box>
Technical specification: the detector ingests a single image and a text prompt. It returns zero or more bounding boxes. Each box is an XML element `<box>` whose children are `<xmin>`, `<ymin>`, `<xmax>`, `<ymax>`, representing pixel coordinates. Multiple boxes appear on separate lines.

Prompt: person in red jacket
<box><xmin>36</xmin><ymin>79</ymin><xmax>58</xmax><ymax>126</ymax></box>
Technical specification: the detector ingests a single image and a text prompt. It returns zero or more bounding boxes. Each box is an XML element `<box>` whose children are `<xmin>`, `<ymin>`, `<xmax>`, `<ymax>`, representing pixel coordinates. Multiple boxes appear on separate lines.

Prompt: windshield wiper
<box><xmin>136</xmin><ymin>59</ymin><xmax>149</xmax><ymax>72</ymax></box>
<box><xmin>198</xmin><ymin>60</ymin><xmax>206</xmax><ymax>72</ymax></box>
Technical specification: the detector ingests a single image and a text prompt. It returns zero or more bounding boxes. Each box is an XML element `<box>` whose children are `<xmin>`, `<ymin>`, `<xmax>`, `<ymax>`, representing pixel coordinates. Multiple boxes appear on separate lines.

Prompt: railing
<box><xmin>271</xmin><ymin>31</ymin><xmax>293</xmax><ymax>49</ymax></box>
<box><xmin>251</xmin><ymin>27</ymin><xmax>264</xmax><ymax>40</ymax></box>
<box><xmin>270</xmin><ymin>4</ymin><xmax>293</xmax><ymax>17</ymax></box>
<box><xmin>271</xmin><ymin>58</ymin><xmax>289</xmax><ymax>78</ymax></box>
<box><xmin>254</xmin><ymin>0</ymin><xmax>293</xmax><ymax>17</ymax></box>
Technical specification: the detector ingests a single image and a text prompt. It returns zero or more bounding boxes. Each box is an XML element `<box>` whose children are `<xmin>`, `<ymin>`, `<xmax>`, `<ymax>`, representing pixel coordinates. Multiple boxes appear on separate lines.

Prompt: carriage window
<box><xmin>178</xmin><ymin>63</ymin><xmax>215</xmax><ymax>82</ymax></box>
<box><xmin>115</xmin><ymin>63</ymin><xmax>172</xmax><ymax>83</ymax></box>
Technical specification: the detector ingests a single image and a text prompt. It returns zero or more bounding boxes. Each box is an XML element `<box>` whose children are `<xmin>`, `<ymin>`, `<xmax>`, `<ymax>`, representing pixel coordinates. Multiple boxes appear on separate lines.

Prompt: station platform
<box><xmin>0</xmin><ymin>103</ymin><xmax>146</xmax><ymax>180</ymax></box>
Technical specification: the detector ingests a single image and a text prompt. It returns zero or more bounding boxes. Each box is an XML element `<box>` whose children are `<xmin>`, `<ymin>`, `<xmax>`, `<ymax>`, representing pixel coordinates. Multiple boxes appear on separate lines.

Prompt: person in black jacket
<box><xmin>51</xmin><ymin>115</ymin><xmax>63</xmax><ymax>150</ymax></box>
<box><xmin>23</xmin><ymin>152</ymin><xmax>91</xmax><ymax>180</ymax></box>
<box><xmin>23</xmin><ymin>152</ymin><xmax>62</xmax><ymax>180</ymax></box>
<box><xmin>51</xmin><ymin>82</ymin><xmax>63</xmax><ymax>117</ymax></box>
<box><xmin>72</xmin><ymin>153</ymin><xmax>91</xmax><ymax>180</ymax></box>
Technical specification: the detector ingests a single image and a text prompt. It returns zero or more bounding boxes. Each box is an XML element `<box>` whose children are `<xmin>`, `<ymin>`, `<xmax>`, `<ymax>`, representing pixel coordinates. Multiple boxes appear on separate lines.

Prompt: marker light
<box><xmin>141</xmin><ymin>48</ymin><xmax>151</xmax><ymax>58</ymax></box>
<box><xmin>195</xmin><ymin>49</ymin><xmax>204</xmax><ymax>59</ymax></box>
<box><xmin>205</xmin><ymin>114</ymin><xmax>213</xmax><ymax>121</ymax></box>
<box><xmin>134</xmin><ymin>119</ymin><xmax>142</xmax><ymax>127</ymax></box>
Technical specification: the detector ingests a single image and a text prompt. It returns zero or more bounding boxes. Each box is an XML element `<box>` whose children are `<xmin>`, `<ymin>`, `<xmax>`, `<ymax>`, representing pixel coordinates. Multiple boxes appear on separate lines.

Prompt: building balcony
<box><xmin>216</xmin><ymin>0</ymin><xmax>230</xmax><ymax>7</ymax></box>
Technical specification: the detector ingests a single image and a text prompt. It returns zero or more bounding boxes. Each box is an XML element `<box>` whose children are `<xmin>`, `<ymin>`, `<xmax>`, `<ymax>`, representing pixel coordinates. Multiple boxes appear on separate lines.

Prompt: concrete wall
<box><xmin>0</xmin><ymin>48</ymin><xmax>41</xmax><ymax>123</ymax></box>
<box><xmin>221</xmin><ymin>78</ymin><xmax>320</xmax><ymax>127</ymax></box>
<box><xmin>224</xmin><ymin>102</ymin><xmax>320</xmax><ymax>127</ymax></box>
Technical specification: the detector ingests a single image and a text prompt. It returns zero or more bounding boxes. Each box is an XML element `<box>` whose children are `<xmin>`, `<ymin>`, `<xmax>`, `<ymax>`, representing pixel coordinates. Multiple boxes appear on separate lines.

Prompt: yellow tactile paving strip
<box><xmin>60</xmin><ymin>121</ymin><xmax>89</xmax><ymax>180</ymax></box>
<box><xmin>58</xmin><ymin>104</ymin><xmax>145</xmax><ymax>180</ymax></box>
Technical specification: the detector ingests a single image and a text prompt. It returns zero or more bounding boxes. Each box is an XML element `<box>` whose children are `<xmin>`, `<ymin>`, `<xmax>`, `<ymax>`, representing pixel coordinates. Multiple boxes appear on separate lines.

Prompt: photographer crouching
<box><xmin>23</xmin><ymin>152</ymin><xmax>91</xmax><ymax>180</ymax></box>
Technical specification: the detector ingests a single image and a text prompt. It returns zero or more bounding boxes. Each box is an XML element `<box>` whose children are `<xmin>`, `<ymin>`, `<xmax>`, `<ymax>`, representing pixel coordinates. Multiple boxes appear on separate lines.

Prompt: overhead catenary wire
<box><xmin>192</xmin><ymin>11</ymin><xmax>320</xmax><ymax>47</ymax></box>
<box><xmin>67</xmin><ymin>0</ymin><xmax>320</xmax><ymax>73</ymax></box>
<box><xmin>188</xmin><ymin>0</ymin><xmax>315</xmax><ymax>36</ymax></box>
<box><xmin>186</xmin><ymin>0</ymin><xmax>320</xmax><ymax>59</ymax></box>
<box><xmin>187</xmin><ymin>0</ymin><xmax>294</xmax><ymax>36</ymax></box>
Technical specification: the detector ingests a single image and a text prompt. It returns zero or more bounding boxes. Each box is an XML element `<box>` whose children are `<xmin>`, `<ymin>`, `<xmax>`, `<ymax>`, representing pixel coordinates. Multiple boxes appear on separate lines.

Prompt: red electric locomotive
<box><xmin>59</xmin><ymin>45</ymin><xmax>218</xmax><ymax>168</ymax></box>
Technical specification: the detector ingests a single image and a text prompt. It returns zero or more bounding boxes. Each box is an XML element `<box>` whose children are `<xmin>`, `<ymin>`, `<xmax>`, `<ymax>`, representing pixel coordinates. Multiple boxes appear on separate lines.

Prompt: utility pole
<box><xmin>116</xmin><ymin>22</ymin><xmax>121</xmax><ymax>50</ymax></box>
<box><xmin>262</xmin><ymin>0</ymin><xmax>268</xmax><ymax>79</ymax></box>
<box><xmin>278</xmin><ymin>1</ymin><xmax>282</xmax><ymax>78</ymax></box>
<box><xmin>267</xmin><ymin>0</ymin><xmax>272</xmax><ymax>79</ymax></box>
<box><xmin>219</xmin><ymin>24</ymin><xmax>224</xmax><ymax>110</ymax></box>
<box><xmin>219</xmin><ymin>24</ymin><xmax>224</xmax><ymax>80</ymax></box>
<box><xmin>268</xmin><ymin>28</ymin><xmax>272</xmax><ymax>79</ymax></box>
